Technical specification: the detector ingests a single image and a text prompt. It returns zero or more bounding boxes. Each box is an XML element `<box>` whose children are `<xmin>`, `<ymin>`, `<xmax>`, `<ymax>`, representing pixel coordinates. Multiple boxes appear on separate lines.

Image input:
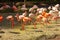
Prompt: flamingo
<box><xmin>49</xmin><ymin>7</ymin><xmax>59</xmax><ymax>23</ymax></box>
<box><xmin>15</xmin><ymin>12</ymin><xmax>36</xmax><ymax>30</ymax></box>
<box><xmin>15</xmin><ymin>13</ymin><xmax>20</xmax><ymax>21</ymax></box>
<box><xmin>12</xmin><ymin>5</ymin><xmax>18</xmax><ymax>11</ymax></box>
<box><xmin>38</xmin><ymin>8</ymin><xmax>51</xmax><ymax>25</ymax></box>
<box><xmin>48</xmin><ymin>6</ymin><xmax>52</xmax><ymax>10</ymax></box>
<box><xmin>0</xmin><ymin>15</ymin><xmax>3</xmax><ymax>23</ymax></box>
<box><xmin>42</xmin><ymin>13</ymin><xmax>51</xmax><ymax>24</ymax></box>
<box><xmin>36</xmin><ymin>15</ymin><xmax>43</xmax><ymax>23</ymax></box>
<box><xmin>15</xmin><ymin>11</ymin><xmax>28</xmax><ymax>30</ymax></box>
<box><xmin>6</xmin><ymin>15</ymin><xmax>14</xmax><ymax>29</ymax></box>
<box><xmin>0</xmin><ymin>15</ymin><xmax>3</xmax><ymax>29</ymax></box>
<box><xmin>16</xmin><ymin>15</ymin><xmax>32</xmax><ymax>30</ymax></box>
<box><xmin>28</xmin><ymin>13</ymin><xmax>37</xmax><ymax>29</ymax></box>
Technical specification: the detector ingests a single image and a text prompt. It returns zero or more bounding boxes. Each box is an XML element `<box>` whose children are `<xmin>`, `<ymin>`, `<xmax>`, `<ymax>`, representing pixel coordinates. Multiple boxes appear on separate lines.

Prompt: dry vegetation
<box><xmin>0</xmin><ymin>21</ymin><xmax>60</xmax><ymax>40</ymax></box>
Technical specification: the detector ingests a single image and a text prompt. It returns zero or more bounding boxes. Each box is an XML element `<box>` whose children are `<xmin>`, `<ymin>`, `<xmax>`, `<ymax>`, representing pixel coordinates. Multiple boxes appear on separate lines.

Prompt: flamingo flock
<box><xmin>0</xmin><ymin>4</ymin><xmax>60</xmax><ymax>30</ymax></box>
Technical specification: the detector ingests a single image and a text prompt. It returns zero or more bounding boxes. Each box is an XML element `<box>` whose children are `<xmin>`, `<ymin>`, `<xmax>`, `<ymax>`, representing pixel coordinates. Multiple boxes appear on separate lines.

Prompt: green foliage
<box><xmin>0</xmin><ymin>8</ymin><xmax>15</xmax><ymax>13</ymax></box>
<box><xmin>27</xmin><ymin>0</ymin><xmax>42</xmax><ymax>2</ymax></box>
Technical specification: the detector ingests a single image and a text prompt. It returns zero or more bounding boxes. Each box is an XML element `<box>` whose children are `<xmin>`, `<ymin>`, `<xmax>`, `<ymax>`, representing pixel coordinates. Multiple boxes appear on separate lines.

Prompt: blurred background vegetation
<box><xmin>0</xmin><ymin>0</ymin><xmax>60</xmax><ymax>3</ymax></box>
<box><xmin>0</xmin><ymin>0</ymin><xmax>60</xmax><ymax>13</ymax></box>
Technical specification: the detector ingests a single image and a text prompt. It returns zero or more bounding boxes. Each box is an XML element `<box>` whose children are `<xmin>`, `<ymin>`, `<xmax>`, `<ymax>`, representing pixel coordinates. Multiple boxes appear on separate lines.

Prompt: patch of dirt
<box><xmin>0</xmin><ymin>36</ymin><xmax>2</xmax><ymax>38</ymax></box>
<box><xmin>47</xmin><ymin>36</ymin><xmax>60</xmax><ymax>40</ymax></box>
<box><xmin>9</xmin><ymin>31</ymin><xmax>20</xmax><ymax>34</ymax></box>
<box><xmin>36</xmin><ymin>35</ymin><xmax>46</xmax><ymax>40</ymax></box>
<box><xmin>0</xmin><ymin>31</ymin><xmax>5</xmax><ymax>33</ymax></box>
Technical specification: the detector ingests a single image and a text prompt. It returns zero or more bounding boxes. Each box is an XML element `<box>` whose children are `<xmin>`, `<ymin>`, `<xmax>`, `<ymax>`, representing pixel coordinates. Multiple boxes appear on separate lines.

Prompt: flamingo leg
<box><xmin>21</xmin><ymin>23</ymin><xmax>25</xmax><ymax>30</ymax></box>
<box><xmin>33</xmin><ymin>22</ymin><xmax>37</xmax><ymax>29</ymax></box>
<box><xmin>21</xmin><ymin>21</ymin><xmax>26</xmax><ymax>30</ymax></box>
<box><xmin>11</xmin><ymin>21</ymin><xmax>14</xmax><ymax>29</ymax></box>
